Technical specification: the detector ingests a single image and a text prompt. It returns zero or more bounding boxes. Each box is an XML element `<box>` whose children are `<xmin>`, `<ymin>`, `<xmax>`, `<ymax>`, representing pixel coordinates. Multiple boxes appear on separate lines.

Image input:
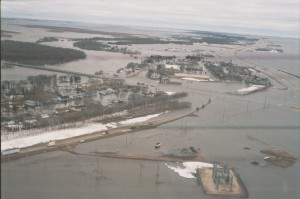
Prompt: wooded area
<box><xmin>73</xmin><ymin>40</ymin><xmax>140</xmax><ymax>54</ymax></box>
<box><xmin>1</xmin><ymin>40</ymin><xmax>86</xmax><ymax>65</ymax></box>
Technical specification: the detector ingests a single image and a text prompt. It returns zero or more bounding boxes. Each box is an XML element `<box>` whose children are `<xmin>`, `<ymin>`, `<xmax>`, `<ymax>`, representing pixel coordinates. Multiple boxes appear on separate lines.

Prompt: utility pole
<box><xmin>247</xmin><ymin>101</ymin><xmax>249</xmax><ymax>113</ymax></box>
<box><xmin>139</xmin><ymin>163</ymin><xmax>143</xmax><ymax>178</ymax></box>
<box><xmin>223</xmin><ymin>94</ymin><xmax>226</xmax><ymax>120</ymax></box>
<box><xmin>96</xmin><ymin>159</ymin><xmax>100</xmax><ymax>183</ymax></box>
<box><xmin>156</xmin><ymin>163</ymin><xmax>160</xmax><ymax>184</ymax></box>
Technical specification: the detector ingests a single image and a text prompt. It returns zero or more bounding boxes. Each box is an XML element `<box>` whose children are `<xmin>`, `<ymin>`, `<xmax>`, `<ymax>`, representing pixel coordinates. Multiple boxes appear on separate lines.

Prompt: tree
<box><xmin>147</xmin><ymin>69</ymin><xmax>155</xmax><ymax>78</ymax></box>
<box><xmin>156</xmin><ymin>64</ymin><xmax>163</xmax><ymax>71</ymax></box>
<box><xmin>126</xmin><ymin>62</ymin><xmax>136</xmax><ymax>70</ymax></box>
<box><xmin>2</xmin><ymin>40</ymin><xmax>86</xmax><ymax>65</ymax></box>
<box><xmin>180</xmin><ymin>65</ymin><xmax>185</xmax><ymax>71</ymax></box>
<box><xmin>12</xmin><ymin>104</ymin><xmax>18</xmax><ymax>114</ymax></box>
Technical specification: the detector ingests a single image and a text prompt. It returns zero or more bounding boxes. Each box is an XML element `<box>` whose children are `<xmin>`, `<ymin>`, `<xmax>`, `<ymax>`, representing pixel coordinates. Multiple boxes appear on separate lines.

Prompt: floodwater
<box><xmin>1</xmin><ymin>22</ymin><xmax>300</xmax><ymax>199</ymax></box>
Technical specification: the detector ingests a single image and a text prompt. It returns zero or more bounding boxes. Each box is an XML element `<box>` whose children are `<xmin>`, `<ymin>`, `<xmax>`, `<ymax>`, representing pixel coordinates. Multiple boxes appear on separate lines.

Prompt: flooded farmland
<box><xmin>1</xmin><ymin>20</ymin><xmax>300</xmax><ymax>199</ymax></box>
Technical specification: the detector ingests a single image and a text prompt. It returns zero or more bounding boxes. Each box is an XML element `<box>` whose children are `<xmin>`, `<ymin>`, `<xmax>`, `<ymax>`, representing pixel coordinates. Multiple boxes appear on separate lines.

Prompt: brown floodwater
<box><xmin>1</xmin><ymin>22</ymin><xmax>300</xmax><ymax>199</ymax></box>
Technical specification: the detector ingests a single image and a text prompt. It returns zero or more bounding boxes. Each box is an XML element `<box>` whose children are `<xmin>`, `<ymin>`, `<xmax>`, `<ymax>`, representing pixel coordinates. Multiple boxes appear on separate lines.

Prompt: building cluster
<box><xmin>146</xmin><ymin>54</ymin><xmax>206</xmax><ymax>83</ymax></box>
<box><xmin>1</xmin><ymin>73</ymin><xmax>161</xmax><ymax>132</ymax></box>
<box><xmin>205</xmin><ymin>61</ymin><xmax>271</xmax><ymax>86</ymax></box>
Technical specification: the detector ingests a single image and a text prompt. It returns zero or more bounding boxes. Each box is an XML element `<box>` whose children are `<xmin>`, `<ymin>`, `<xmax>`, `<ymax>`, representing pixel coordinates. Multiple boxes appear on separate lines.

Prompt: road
<box><xmin>1</xmin><ymin>107</ymin><xmax>204</xmax><ymax>162</ymax></box>
<box><xmin>66</xmin><ymin>147</ymin><xmax>207</xmax><ymax>163</ymax></box>
<box><xmin>3</xmin><ymin>62</ymin><xmax>120</xmax><ymax>80</ymax></box>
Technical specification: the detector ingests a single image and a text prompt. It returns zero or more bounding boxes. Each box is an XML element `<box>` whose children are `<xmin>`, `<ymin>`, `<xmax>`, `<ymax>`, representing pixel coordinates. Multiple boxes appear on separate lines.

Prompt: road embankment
<box><xmin>1</xmin><ymin>105</ymin><xmax>206</xmax><ymax>163</ymax></box>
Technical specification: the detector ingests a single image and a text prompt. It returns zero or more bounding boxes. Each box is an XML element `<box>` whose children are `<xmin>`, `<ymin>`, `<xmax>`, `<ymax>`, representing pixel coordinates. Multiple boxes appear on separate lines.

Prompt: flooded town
<box><xmin>1</xmin><ymin>2</ymin><xmax>300</xmax><ymax>199</ymax></box>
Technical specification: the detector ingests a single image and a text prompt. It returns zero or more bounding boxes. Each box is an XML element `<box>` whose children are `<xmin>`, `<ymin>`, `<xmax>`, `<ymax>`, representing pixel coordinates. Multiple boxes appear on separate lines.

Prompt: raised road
<box><xmin>1</xmin><ymin>106</ymin><xmax>208</xmax><ymax>162</ymax></box>
<box><xmin>4</xmin><ymin>62</ymin><xmax>119</xmax><ymax>80</ymax></box>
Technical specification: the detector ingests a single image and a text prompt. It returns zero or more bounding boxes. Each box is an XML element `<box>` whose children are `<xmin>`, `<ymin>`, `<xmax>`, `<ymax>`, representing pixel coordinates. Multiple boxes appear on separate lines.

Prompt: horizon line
<box><xmin>2</xmin><ymin>16</ymin><xmax>300</xmax><ymax>39</ymax></box>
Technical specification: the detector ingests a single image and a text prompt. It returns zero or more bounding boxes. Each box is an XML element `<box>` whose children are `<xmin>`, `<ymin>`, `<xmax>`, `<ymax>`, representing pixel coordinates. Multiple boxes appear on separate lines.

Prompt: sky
<box><xmin>1</xmin><ymin>0</ymin><xmax>300</xmax><ymax>38</ymax></box>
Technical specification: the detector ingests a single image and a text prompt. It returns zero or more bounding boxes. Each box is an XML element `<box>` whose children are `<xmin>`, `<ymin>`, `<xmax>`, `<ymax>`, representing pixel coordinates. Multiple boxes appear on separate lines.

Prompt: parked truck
<box><xmin>47</xmin><ymin>141</ymin><xmax>56</xmax><ymax>147</ymax></box>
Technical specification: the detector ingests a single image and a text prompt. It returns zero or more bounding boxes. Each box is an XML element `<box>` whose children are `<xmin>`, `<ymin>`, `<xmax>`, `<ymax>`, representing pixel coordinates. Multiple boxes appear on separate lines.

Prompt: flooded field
<box><xmin>1</xmin><ymin>21</ymin><xmax>300</xmax><ymax>199</ymax></box>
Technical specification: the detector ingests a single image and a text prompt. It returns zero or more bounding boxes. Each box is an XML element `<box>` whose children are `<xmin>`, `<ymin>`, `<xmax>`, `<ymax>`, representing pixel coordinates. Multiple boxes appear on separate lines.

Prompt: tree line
<box><xmin>41</xmin><ymin>92</ymin><xmax>188</xmax><ymax>126</ymax></box>
<box><xmin>73</xmin><ymin>40</ymin><xmax>140</xmax><ymax>54</ymax></box>
<box><xmin>1</xmin><ymin>40</ymin><xmax>86</xmax><ymax>65</ymax></box>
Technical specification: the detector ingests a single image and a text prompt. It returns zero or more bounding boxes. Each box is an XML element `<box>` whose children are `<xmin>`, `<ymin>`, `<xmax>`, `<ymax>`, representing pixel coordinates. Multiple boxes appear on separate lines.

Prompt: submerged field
<box><xmin>1</xmin><ymin>19</ymin><xmax>300</xmax><ymax>199</ymax></box>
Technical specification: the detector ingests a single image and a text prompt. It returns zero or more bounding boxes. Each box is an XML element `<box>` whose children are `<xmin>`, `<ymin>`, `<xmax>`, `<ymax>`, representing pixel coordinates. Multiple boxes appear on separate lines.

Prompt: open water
<box><xmin>1</xmin><ymin>22</ymin><xmax>300</xmax><ymax>199</ymax></box>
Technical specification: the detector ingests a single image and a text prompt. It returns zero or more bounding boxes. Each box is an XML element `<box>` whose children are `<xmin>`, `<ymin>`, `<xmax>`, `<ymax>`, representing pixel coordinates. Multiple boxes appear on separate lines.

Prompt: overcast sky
<box><xmin>2</xmin><ymin>0</ymin><xmax>299</xmax><ymax>38</ymax></box>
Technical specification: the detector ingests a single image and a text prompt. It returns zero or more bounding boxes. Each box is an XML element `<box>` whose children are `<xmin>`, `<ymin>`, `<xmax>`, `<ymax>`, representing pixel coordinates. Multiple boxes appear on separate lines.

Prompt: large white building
<box><xmin>165</xmin><ymin>64</ymin><xmax>180</xmax><ymax>70</ymax></box>
<box><xmin>173</xmin><ymin>73</ymin><xmax>210</xmax><ymax>80</ymax></box>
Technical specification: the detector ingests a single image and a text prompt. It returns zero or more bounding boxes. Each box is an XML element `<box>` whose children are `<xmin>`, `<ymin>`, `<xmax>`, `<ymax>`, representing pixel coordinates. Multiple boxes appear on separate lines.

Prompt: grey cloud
<box><xmin>2</xmin><ymin>0</ymin><xmax>299</xmax><ymax>37</ymax></box>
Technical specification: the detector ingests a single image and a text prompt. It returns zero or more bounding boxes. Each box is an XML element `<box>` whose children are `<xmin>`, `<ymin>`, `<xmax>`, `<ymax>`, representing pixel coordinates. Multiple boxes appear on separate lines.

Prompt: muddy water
<box><xmin>1</xmin><ymin>23</ymin><xmax>300</xmax><ymax>199</ymax></box>
<box><xmin>2</xmin><ymin>96</ymin><xmax>299</xmax><ymax>199</ymax></box>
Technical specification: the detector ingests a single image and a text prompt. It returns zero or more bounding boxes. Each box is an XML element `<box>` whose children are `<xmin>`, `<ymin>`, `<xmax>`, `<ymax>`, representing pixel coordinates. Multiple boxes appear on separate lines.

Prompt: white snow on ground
<box><xmin>270</xmin><ymin>50</ymin><xmax>278</xmax><ymax>53</ymax></box>
<box><xmin>119</xmin><ymin>113</ymin><xmax>162</xmax><ymax>125</ymax></box>
<box><xmin>181</xmin><ymin>77</ymin><xmax>209</xmax><ymax>82</ymax></box>
<box><xmin>248</xmin><ymin>68</ymin><xmax>257</xmax><ymax>73</ymax></box>
<box><xmin>1</xmin><ymin>113</ymin><xmax>162</xmax><ymax>151</ymax></box>
<box><xmin>165</xmin><ymin>162</ymin><xmax>213</xmax><ymax>179</ymax></box>
<box><xmin>237</xmin><ymin>85</ymin><xmax>265</xmax><ymax>93</ymax></box>
<box><xmin>165</xmin><ymin>64</ymin><xmax>180</xmax><ymax>70</ymax></box>
<box><xmin>1</xmin><ymin>123</ymin><xmax>116</xmax><ymax>151</ymax></box>
<box><xmin>105</xmin><ymin>122</ymin><xmax>117</xmax><ymax>128</ymax></box>
<box><xmin>165</xmin><ymin>91</ymin><xmax>176</xmax><ymax>95</ymax></box>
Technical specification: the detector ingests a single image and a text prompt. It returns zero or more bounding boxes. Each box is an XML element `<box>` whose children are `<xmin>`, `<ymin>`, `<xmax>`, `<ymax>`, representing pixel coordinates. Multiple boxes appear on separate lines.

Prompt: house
<box><xmin>165</xmin><ymin>64</ymin><xmax>180</xmax><ymax>70</ymax></box>
<box><xmin>41</xmin><ymin>114</ymin><xmax>50</xmax><ymax>119</ymax></box>
<box><xmin>53</xmin><ymin>107</ymin><xmax>69</xmax><ymax>115</ymax></box>
<box><xmin>150</xmin><ymin>73</ymin><xmax>161</xmax><ymax>79</ymax></box>
<box><xmin>5</xmin><ymin>91</ymin><xmax>21</xmax><ymax>97</ymax></box>
<box><xmin>59</xmin><ymin>75</ymin><xmax>69</xmax><ymax>83</ymax></box>
<box><xmin>60</xmin><ymin>95</ymin><xmax>70</xmax><ymax>101</ymax></box>
<box><xmin>23</xmin><ymin>119</ymin><xmax>40</xmax><ymax>129</ymax></box>
<box><xmin>128</xmin><ymin>93</ymin><xmax>142</xmax><ymax>101</ymax></box>
<box><xmin>99</xmin><ymin>88</ymin><xmax>115</xmax><ymax>95</ymax></box>
<box><xmin>17</xmin><ymin>105</ymin><xmax>25</xmax><ymax>111</ymax></box>
<box><xmin>69</xmin><ymin>104</ymin><xmax>87</xmax><ymax>112</ymax></box>
<box><xmin>160</xmin><ymin>76</ymin><xmax>170</xmax><ymax>84</ymax></box>
<box><xmin>56</xmin><ymin>93</ymin><xmax>70</xmax><ymax>101</ymax></box>
<box><xmin>24</xmin><ymin>100</ymin><xmax>41</xmax><ymax>108</ymax></box>
<box><xmin>6</xmin><ymin>123</ymin><xmax>23</xmax><ymax>131</ymax></box>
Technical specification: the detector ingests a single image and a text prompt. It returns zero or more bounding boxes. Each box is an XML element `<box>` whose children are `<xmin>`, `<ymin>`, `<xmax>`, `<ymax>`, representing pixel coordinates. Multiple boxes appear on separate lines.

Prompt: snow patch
<box><xmin>1</xmin><ymin>113</ymin><xmax>163</xmax><ymax>151</ymax></box>
<box><xmin>181</xmin><ymin>77</ymin><xmax>209</xmax><ymax>82</ymax></box>
<box><xmin>165</xmin><ymin>64</ymin><xmax>180</xmax><ymax>70</ymax></box>
<box><xmin>119</xmin><ymin>113</ymin><xmax>162</xmax><ymax>125</ymax></box>
<box><xmin>248</xmin><ymin>68</ymin><xmax>256</xmax><ymax>73</ymax></box>
<box><xmin>165</xmin><ymin>161</ymin><xmax>213</xmax><ymax>179</ymax></box>
<box><xmin>237</xmin><ymin>85</ymin><xmax>265</xmax><ymax>93</ymax></box>
<box><xmin>165</xmin><ymin>91</ymin><xmax>176</xmax><ymax>95</ymax></box>
<box><xmin>1</xmin><ymin>123</ymin><xmax>116</xmax><ymax>150</ymax></box>
<box><xmin>270</xmin><ymin>50</ymin><xmax>278</xmax><ymax>53</ymax></box>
